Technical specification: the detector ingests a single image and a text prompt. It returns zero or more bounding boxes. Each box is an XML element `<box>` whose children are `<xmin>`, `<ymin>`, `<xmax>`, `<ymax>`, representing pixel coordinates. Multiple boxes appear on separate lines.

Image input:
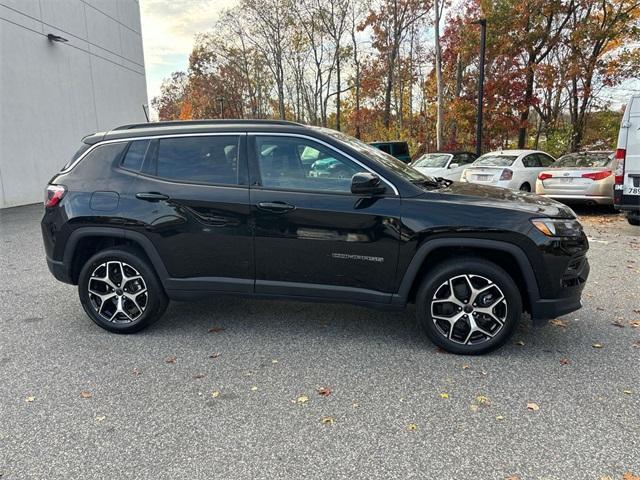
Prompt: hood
<box><xmin>422</xmin><ymin>181</ymin><xmax>575</xmax><ymax>218</ymax></box>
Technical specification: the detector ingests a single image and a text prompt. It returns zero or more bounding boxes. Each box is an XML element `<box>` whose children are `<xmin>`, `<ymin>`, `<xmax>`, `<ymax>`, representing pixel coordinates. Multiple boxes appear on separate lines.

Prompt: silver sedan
<box><xmin>535</xmin><ymin>151</ymin><xmax>615</xmax><ymax>205</ymax></box>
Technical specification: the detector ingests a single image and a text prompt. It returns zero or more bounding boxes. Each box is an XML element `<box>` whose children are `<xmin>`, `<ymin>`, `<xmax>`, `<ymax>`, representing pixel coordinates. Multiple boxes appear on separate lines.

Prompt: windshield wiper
<box><xmin>413</xmin><ymin>176</ymin><xmax>453</xmax><ymax>189</ymax></box>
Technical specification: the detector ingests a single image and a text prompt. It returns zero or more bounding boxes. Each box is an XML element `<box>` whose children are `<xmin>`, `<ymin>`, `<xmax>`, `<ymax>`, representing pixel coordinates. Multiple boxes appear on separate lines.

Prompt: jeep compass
<box><xmin>42</xmin><ymin>120</ymin><xmax>589</xmax><ymax>354</ymax></box>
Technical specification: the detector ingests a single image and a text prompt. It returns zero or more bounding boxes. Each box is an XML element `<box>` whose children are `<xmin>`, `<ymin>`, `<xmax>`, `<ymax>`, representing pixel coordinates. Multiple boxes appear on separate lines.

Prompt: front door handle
<box><xmin>136</xmin><ymin>192</ymin><xmax>169</xmax><ymax>202</ymax></box>
<box><xmin>257</xmin><ymin>201</ymin><xmax>295</xmax><ymax>213</ymax></box>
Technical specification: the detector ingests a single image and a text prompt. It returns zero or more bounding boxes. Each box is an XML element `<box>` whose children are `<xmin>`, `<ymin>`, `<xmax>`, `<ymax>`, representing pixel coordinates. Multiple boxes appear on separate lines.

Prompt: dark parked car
<box><xmin>369</xmin><ymin>141</ymin><xmax>411</xmax><ymax>163</ymax></box>
<box><xmin>42</xmin><ymin>120</ymin><xmax>589</xmax><ymax>354</ymax></box>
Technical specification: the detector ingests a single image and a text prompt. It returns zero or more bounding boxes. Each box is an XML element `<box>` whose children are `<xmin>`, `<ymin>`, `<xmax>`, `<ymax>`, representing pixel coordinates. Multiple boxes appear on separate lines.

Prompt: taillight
<box><xmin>614</xmin><ymin>148</ymin><xmax>626</xmax><ymax>184</ymax></box>
<box><xmin>581</xmin><ymin>170</ymin><xmax>612</xmax><ymax>181</ymax></box>
<box><xmin>500</xmin><ymin>169</ymin><xmax>513</xmax><ymax>180</ymax></box>
<box><xmin>44</xmin><ymin>184</ymin><xmax>66</xmax><ymax>208</ymax></box>
<box><xmin>538</xmin><ymin>172</ymin><xmax>553</xmax><ymax>181</ymax></box>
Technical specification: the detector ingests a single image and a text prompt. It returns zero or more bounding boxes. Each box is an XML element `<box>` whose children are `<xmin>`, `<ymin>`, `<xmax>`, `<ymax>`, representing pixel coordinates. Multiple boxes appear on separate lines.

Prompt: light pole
<box><xmin>473</xmin><ymin>19</ymin><xmax>487</xmax><ymax>156</ymax></box>
<box><xmin>216</xmin><ymin>96</ymin><xmax>224</xmax><ymax>118</ymax></box>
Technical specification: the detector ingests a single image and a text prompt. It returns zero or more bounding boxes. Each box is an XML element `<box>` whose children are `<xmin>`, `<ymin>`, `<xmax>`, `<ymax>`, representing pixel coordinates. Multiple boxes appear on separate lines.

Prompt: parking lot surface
<box><xmin>1</xmin><ymin>204</ymin><xmax>638</xmax><ymax>480</ymax></box>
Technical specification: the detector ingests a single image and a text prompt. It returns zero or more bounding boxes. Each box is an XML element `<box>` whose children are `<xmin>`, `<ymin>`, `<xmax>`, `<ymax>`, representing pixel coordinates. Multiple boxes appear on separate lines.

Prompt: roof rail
<box><xmin>113</xmin><ymin>119</ymin><xmax>303</xmax><ymax>130</ymax></box>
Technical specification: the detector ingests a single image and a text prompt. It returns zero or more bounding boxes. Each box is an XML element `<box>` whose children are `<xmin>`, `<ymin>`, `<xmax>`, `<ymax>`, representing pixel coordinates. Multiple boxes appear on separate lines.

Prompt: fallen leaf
<box><xmin>250</xmin><ymin>386</ymin><xmax>258</xmax><ymax>391</ymax></box>
<box><xmin>505</xmin><ymin>476</ymin><xmax>521</xmax><ymax>480</ymax></box>
<box><xmin>297</xmin><ymin>394</ymin><xmax>309</xmax><ymax>404</ymax></box>
<box><xmin>165</xmin><ymin>355</ymin><xmax>177</xmax><ymax>364</ymax></box>
<box><xmin>317</xmin><ymin>387</ymin><xmax>332</xmax><ymax>397</ymax></box>
<box><xmin>592</xmin><ymin>343</ymin><xmax>604</xmax><ymax>349</ymax></box>
<box><xmin>549</xmin><ymin>319</ymin><xmax>568</xmax><ymax>328</ymax></box>
<box><xmin>623</xmin><ymin>473</ymin><xmax>640</xmax><ymax>480</ymax></box>
<box><xmin>630</xmin><ymin>320</ymin><xmax>640</xmax><ymax>328</ymax></box>
<box><xmin>211</xmin><ymin>390</ymin><xmax>221</xmax><ymax>398</ymax></box>
<box><xmin>462</xmin><ymin>364</ymin><xmax>470</xmax><ymax>370</ymax></box>
<box><xmin>496</xmin><ymin>415</ymin><xmax>505</xmax><ymax>421</ymax></box>
<box><xmin>633</xmin><ymin>309</ymin><xmax>640</xmax><ymax>314</ymax></box>
<box><xmin>208</xmin><ymin>327</ymin><xmax>225</xmax><ymax>333</ymax></box>
<box><xmin>406</xmin><ymin>423</ymin><xmax>417</xmax><ymax>431</ymax></box>
<box><xmin>25</xmin><ymin>396</ymin><xmax>35</xmax><ymax>403</ymax></box>
<box><xmin>435</xmin><ymin>346</ymin><xmax>449</xmax><ymax>354</ymax></box>
<box><xmin>475</xmin><ymin>395</ymin><xmax>491</xmax><ymax>406</ymax></box>
<box><xmin>209</xmin><ymin>352</ymin><xmax>220</xmax><ymax>359</ymax></box>
<box><xmin>440</xmin><ymin>392</ymin><xmax>449</xmax><ymax>399</ymax></box>
<box><xmin>527</xmin><ymin>402</ymin><xmax>540</xmax><ymax>411</ymax></box>
<box><xmin>623</xmin><ymin>390</ymin><xmax>632</xmax><ymax>395</ymax></box>
<box><xmin>514</xmin><ymin>340</ymin><xmax>525</xmax><ymax>346</ymax></box>
<box><xmin>192</xmin><ymin>373</ymin><xmax>206</xmax><ymax>379</ymax></box>
<box><xmin>271</xmin><ymin>359</ymin><xmax>279</xmax><ymax>364</ymax></box>
<box><xmin>95</xmin><ymin>415</ymin><xmax>106</xmax><ymax>422</ymax></box>
<box><xmin>560</xmin><ymin>358</ymin><xmax>571</xmax><ymax>365</ymax></box>
<box><xmin>132</xmin><ymin>368</ymin><xmax>142</xmax><ymax>376</ymax></box>
<box><xmin>469</xmin><ymin>404</ymin><xmax>479</xmax><ymax>412</ymax></box>
<box><xmin>633</xmin><ymin>340</ymin><xmax>640</xmax><ymax>348</ymax></box>
<box><xmin>352</xmin><ymin>402</ymin><xmax>360</xmax><ymax>408</ymax></box>
<box><xmin>612</xmin><ymin>320</ymin><xmax>626</xmax><ymax>328</ymax></box>
<box><xmin>80</xmin><ymin>391</ymin><xmax>92</xmax><ymax>399</ymax></box>
<box><xmin>321</xmin><ymin>416</ymin><xmax>334</xmax><ymax>425</ymax></box>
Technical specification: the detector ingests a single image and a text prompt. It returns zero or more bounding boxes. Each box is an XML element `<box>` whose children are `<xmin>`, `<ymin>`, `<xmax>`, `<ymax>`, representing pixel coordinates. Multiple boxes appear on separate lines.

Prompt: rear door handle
<box><xmin>136</xmin><ymin>192</ymin><xmax>169</xmax><ymax>202</ymax></box>
<box><xmin>257</xmin><ymin>201</ymin><xmax>295</xmax><ymax>213</ymax></box>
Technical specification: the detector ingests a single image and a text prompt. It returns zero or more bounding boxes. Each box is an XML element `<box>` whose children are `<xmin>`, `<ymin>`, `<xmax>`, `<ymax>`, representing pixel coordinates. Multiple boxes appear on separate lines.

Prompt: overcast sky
<box><xmin>140</xmin><ymin>0</ymin><xmax>238</xmax><ymax>108</ymax></box>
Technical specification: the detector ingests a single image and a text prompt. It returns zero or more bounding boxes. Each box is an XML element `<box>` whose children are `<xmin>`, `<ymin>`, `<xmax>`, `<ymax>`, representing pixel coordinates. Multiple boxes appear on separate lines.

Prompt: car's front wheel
<box><xmin>416</xmin><ymin>258</ymin><xmax>522</xmax><ymax>354</ymax></box>
<box><xmin>628</xmin><ymin>214</ymin><xmax>640</xmax><ymax>226</ymax></box>
<box><xmin>78</xmin><ymin>247</ymin><xmax>168</xmax><ymax>333</ymax></box>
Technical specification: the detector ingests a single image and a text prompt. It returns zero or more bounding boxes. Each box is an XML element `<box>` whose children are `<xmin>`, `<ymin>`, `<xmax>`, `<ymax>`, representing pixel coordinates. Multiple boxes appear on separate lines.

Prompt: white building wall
<box><xmin>0</xmin><ymin>0</ymin><xmax>147</xmax><ymax>208</ymax></box>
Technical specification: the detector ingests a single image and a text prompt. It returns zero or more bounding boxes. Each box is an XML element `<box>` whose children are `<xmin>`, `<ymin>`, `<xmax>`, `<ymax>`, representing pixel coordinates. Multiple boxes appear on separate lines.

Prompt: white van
<box><xmin>614</xmin><ymin>95</ymin><xmax>640</xmax><ymax>225</ymax></box>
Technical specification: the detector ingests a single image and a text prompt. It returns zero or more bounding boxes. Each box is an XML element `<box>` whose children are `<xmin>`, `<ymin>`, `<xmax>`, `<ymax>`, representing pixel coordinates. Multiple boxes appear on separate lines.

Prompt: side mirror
<box><xmin>449</xmin><ymin>162</ymin><xmax>459</xmax><ymax>169</ymax></box>
<box><xmin>351</xmin><ymin>172</ymin><xmax>386</xmax><ymax>195</ymax></box>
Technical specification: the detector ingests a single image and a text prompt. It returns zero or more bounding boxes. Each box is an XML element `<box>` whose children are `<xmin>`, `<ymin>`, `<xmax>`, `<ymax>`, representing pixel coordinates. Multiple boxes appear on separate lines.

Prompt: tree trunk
<box><xmin>434</xmin><ymin>0</ymin><xmax>444</xmax><ymax>150</ymax></box>
<box><xmin>518</xmin><ymin>59</ymin><xmax>535</xmax><ymax>148</ymax></box>
<box><xmin>336</xmin><ymin>53</ymin><xmax>341</xmax><ymax>131</ymax></box>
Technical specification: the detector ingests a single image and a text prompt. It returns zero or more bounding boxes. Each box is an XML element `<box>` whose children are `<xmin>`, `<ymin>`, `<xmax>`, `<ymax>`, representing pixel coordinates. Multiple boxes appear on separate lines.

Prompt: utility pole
<box><xmin>473</xmin><ymin>19</ymin><xmax>486</xmax><ymax>156</ymax></box>
<box><xmin>217</xmin><ymin>96</ymin><xmax>225</xmax><ymax>118</ymax></box>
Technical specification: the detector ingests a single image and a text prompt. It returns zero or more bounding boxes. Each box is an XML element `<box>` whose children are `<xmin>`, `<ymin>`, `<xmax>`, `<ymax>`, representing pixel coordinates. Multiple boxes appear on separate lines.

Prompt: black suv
<box><xmin>42</xmin><ymin>120</ymin><xmax>589</xmax><ymax>354</ymax></box>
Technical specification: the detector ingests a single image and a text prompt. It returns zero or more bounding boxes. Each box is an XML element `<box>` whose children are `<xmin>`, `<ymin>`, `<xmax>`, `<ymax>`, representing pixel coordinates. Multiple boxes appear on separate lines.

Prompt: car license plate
<box><xmin>476</xmin><ymin>175</ymin><xmax>492</xmax><ymax>181</ymax></box>
<box><xmin>625</xmin><ymin>186</ymin><xmax>640</xmax><ymax>195</ymax></box>
<box><xmin>560</xmin><ymin>177</ymin><xmax>573</xmax><ymax>183</ymax></box>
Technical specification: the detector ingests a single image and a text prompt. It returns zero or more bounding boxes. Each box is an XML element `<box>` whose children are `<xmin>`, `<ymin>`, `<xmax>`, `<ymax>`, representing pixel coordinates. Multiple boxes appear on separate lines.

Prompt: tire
<box><xmin>415</xmin><ymin>257</ymin><xmax>522</xmax><ymax>355</ymax></box>
<box><xmin>78</xmin><ymin>247</ymin><xmax>168</xmax><ymax>333</ymax></box>
<box><xmin>519</xmin><ymin>183</ymin><xmax>531</xmax><ymax>192</ymax></box>
<box><xmin>628</xmin><ymin>215</ymin><xmax>640</xmax><ymax>226</ymax></box>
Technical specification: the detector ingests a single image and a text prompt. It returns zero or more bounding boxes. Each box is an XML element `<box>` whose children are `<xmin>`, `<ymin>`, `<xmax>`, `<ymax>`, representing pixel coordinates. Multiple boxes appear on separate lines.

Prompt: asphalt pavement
<box><xmin>0</xmin><ymin>204</ymin><xmax>638</xmax><ymax>480</ymax></box>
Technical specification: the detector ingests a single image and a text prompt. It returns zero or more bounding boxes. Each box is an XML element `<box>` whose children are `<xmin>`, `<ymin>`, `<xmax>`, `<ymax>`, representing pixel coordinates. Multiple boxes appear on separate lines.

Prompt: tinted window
<box><xmin>474</xmin><ymin>155</ymin><xmax>517</xmax><ymax>167</ymax></box>
<box><xmin>121</xmin><ymin>140</ymin><xmax>150</xmax><ymax>171</ymax></box>
<box><xmin>393</xmin><ymin>143</ymin><xmax>409</xmax><ymax>156</ymax></box>
<box><xmin>154</xmin><ymin>136</ymin><xmax>240</xmax><ymax>185</ymax></box>
<box><xmin>413</xmin><ymin>153</ymin><xmax>451</xmax><ymax>168</ymax></box>
<box><xmin>377</xmin><ymin>144</ymin><xmax>391</xmax><ymax>154</ymax></box>
<box><xmin>256</xmin><ymin>136</ymin><xmax>362</xmax><ymax>193</ymax></box>
<box><xmin>522</xmin><ymin>155</ymin><xmax>541</xmax><ymax>168</ymax></box>
<box><xmin>555</xmin><ymin>153</ymin><xmax>612</xmax><ymax>168</ymax></box>
<box><xmin>538</xmin><ymin>153</ymin><xmax>555</xmax><ymax>167</ymax></box>
<box><xmin>461</xmin><ymin>153</ymin><xmax>477</xmax><ymax>165</ymax></box>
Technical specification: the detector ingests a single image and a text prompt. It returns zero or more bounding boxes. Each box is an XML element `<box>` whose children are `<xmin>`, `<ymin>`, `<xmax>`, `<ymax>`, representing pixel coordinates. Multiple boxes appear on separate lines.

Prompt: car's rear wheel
<box><xmin>78</xmin><ymin>247</ymin><xmax>168</xmax><ymax>333</ymax></box>
<box><xmin>628</xmin><ymin>214</ymin><xmax>640</xmax><ymax>226</ymax></box>
<box><xmin>416</xmin><ymin>258</ymin><xmax>522</xmax><ymax>355</ymax></box>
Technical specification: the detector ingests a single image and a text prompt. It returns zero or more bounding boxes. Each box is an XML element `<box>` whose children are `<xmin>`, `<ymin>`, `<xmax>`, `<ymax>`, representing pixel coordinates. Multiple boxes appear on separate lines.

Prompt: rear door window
<box><xmin>522</xmin><ymin>155</ymin><xmax>541</xmax><ymax>168</ymax></box>
<box><xmin>150</xmin><ymin>136</ymin><xmax>241</xmax><ymax>185</ymax></box>
<box><xmin>538</xmin><ymin>153</ymin><xmax>555</xmax><ymax>167</ymax></box>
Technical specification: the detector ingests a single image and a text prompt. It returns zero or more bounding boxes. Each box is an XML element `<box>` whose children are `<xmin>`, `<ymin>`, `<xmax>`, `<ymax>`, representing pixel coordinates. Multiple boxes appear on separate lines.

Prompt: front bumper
<box><xmin>529</xmin><ymin>256</ymin><xmax>590</xmax><ymax>324</ymax></box>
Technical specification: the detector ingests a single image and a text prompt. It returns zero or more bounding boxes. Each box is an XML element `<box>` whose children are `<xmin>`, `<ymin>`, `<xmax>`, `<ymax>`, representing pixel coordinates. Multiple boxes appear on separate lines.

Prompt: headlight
<box><xmin>531</xmin><ymin>218</ymin><xmax>582</xmax><ymax>237</ymax></box>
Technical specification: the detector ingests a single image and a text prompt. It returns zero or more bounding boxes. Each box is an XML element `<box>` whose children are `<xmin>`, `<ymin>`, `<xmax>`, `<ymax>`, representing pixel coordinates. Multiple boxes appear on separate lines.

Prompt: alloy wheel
<box><xmin>87</xmin><ymin>261</ymin><xmax>148</xmax><ymax>323</ymax></box>
<box><xmin>430</xmin><ymin>274</ymin><xmax>507</xmax><ymax>345</ymax></box>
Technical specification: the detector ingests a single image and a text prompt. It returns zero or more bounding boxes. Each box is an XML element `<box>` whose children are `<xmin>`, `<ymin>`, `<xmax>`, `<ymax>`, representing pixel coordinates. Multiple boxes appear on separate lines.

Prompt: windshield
<box><xmin>317</xmin><ymin>128</ymin><xmax>430</xmax><ymax>183</ymax></box>
<box><xmin>555</xmin><ymin>153</ymin><xmax>612</xmax><ymax>168</ymax></box>
<box><xmin>412</xmin><ymin>153</ymin><xmax>451</xmax><ymax>168</ymax></box>
<box><xmin>473</xmin><ymin>155</ymin><xmax>517</xmax><ymax>167</ymax></box>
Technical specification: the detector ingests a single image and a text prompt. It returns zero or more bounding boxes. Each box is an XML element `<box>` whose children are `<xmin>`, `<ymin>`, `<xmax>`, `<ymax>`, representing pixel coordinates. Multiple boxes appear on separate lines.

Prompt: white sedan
<box><xmin>460</xmin><ymin>150</ymin><xmax>556</xmax><ymax>192</ymax></box>
<box><xmin>410</xmin><ymin>151</ymin><xmax>478</xmax><ymax>181</ymax></box>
